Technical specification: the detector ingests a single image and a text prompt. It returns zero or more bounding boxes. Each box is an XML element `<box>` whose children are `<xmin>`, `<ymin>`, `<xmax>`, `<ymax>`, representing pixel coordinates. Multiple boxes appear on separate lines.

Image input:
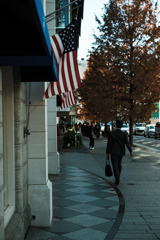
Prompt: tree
<box><xmin>78</xmin><ymin>52</ymin><xmax>118</xmax><ymax>122</ymax></box>
<box><xmin>78</xmin><ymin>0</ymin><xmax>160</xmax><ymax>145</ymax></box>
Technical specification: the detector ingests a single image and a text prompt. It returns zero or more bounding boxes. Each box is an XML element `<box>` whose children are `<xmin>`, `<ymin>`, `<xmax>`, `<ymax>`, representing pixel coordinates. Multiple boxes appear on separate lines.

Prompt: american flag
<box><xmin>60</xmin><ymin>90</ymin><xmax>76</xmax><ymax>109</ymax></box>
<box><xmin>45</xmin><ymin>19</ymin><xmax>81</xmax><ymax>99</ymax></box>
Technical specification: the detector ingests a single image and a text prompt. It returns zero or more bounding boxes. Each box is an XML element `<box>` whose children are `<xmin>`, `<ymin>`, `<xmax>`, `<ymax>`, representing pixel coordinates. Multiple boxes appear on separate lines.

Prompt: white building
<box><xmin>0</xmin><ymin>1</ymin><xmax>84</xmax><ymax>239</ymax></box>
<box><xmin>78</xmin><ymin>58</ymin><xmax>87</xmax><ymax>79</ymax></box>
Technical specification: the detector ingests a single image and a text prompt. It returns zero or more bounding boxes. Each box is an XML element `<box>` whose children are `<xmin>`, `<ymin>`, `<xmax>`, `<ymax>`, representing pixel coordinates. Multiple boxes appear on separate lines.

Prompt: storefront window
<box><xmin>56</xmin><ymin>0</ymin><xmax>69</xmax><ymax>32</ymax></box>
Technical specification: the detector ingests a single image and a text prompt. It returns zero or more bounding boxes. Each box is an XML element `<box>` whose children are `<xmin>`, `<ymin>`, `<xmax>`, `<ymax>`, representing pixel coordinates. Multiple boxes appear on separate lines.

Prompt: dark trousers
<box><xmin>89</xmin><ymin>137</ymin><xmax>94</xmax><ymax>148</ymax></box>
<box><xmin>111</xmin><ymin>155</ymin><xmax>123</xmax><ymax>183</ymax></box>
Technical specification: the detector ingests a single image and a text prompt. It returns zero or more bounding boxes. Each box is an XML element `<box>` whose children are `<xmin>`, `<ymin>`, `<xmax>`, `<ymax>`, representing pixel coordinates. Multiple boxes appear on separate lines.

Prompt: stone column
<box><xmin>0</xmin><ymin>68</ymin><xmax>5</xmax><ymax>240</ymax></box>
<box><xmin>46</xmin><ymin>0</ymin><xmax>60</xmax><ymax>174</ymax></box>
<box><xmin>28</xmin><ymin>82</ymin><xmax>52</xmax><ymax>227</ymax></box>
<box><xmin>48</xmin><ymin>96</ymin><xmax>60</xmax><ymax>174</ymax></box>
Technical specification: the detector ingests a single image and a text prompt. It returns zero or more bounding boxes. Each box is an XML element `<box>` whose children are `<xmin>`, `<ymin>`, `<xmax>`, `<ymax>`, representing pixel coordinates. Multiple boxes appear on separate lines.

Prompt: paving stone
<box><xmin>63</xmin><ymin>228</ymin><xmax>106</xmax><ymax>240</ymax></box>
<box><xmin>26</xmin><ymin>137</ymin><xmax>160</xmax><ymax>240</ymax></box>
<box><xmin>113</xmin><ymin>233</ymin><xmax>158</xmax><ymax>240</ymax></box>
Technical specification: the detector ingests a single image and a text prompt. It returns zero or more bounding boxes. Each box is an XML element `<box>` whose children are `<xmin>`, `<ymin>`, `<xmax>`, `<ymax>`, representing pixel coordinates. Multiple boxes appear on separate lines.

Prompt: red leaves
<box><xmin>78</xmin><ymin>0</ymin><xmax>160</xmax><ymax>122</ymax></box>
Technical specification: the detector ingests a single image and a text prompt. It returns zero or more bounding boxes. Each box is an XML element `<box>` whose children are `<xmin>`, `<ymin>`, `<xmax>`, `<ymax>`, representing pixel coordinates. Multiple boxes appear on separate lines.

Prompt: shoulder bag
<box><xmin>105</xmin><ymin>157</ymin><xmax>113</xmax><ymax>177</ymax></box>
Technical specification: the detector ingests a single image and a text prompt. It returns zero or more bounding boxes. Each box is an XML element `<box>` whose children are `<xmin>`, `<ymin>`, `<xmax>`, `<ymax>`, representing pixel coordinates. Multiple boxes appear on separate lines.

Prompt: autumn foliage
<box><xmin>78</xmin><ymin>0</ymin><xmax>160</xmax><ymax>143</ymax></box>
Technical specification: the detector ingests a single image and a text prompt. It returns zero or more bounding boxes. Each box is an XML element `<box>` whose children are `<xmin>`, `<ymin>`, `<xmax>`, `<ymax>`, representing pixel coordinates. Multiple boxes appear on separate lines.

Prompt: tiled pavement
<box><xmin>26</xmin><ymin>163</ymin><xmax>123</xmax><ymax>240</ymax></box>
<box><xmin>25</xmin><ymin>135</ymin><xmax>125</xmax><ymax>240</ymax></box>
<box><xmin>25</xmin><ymin>134</ymin><xmax>160</xmax><ymax>240</ymax></box>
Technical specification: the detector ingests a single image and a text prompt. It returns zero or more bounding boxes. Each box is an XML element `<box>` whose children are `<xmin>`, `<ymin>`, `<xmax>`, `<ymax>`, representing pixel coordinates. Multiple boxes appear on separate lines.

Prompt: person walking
<box><xmin>88</xmin><ymin>121</ymin><xmax>96</xmax><ymax>149</ymax></box>
<box><xmin>106</xmin><ymin>119</ymin><xmax>133</xmax><ymax>185</ymax></box>
<box><xmin>105</xmin><ymin>124</ymin><xmax>110</xmax><ymax>138</ymax></box>
<box><xmin>95</xmin><ymin>122</ymin><xmax>101</xmax><ymax>139</ymax></box>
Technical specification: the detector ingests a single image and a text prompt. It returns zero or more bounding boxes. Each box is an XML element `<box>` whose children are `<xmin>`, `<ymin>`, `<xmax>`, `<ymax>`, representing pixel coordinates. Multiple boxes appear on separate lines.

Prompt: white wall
<box><xmin>28</xmin><ymin>82</ymin><xmax>52</xmax><ymax>226</ymax></box>
<box><xmin>47</xmin><ymin>96</ymin><xmax>60</xmax><ymax>174</ymax></box>
<box><xmin>46</xmin><ymin>0</ymin><xmax>60</xmax><ymax>174</ymax></box>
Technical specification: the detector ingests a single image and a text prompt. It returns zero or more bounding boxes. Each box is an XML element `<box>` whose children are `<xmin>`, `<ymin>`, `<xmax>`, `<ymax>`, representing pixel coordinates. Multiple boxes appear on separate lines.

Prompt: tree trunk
<box><xmin>129</xmin><ymin>117</ymin><xmax>133</xmax><ymax>146</ymax></box>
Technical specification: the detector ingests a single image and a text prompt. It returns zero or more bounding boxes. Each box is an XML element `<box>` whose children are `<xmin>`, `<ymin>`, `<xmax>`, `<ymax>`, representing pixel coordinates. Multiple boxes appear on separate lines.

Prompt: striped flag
<box><xmin>45</xmin><ymin>19</ymin><xmax>81</xmax><ymax>99</ymax></box>
<box><xmin>60</xmin><ymin>90</ymin><xmax>76</xmax><ymax>109</ymax></box>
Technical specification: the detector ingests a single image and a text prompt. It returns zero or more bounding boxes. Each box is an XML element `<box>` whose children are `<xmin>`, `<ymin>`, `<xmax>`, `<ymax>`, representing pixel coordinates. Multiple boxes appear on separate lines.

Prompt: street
<box><xmin>134</xmin><ymin>135</ymin><xmax>160</xmax><ymax>153</ymax></box>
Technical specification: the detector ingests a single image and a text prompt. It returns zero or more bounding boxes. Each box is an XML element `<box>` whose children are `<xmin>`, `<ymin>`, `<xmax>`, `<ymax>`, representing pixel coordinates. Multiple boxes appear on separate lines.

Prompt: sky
<box><xmin>78</xmin><ymin>0</ymin><xmax>108</xmax><ymax>60</ymax></box>
<box><xmin>78</xmin><ymin>0</ymin><xmax>160</xmax><ymax>60</ymax></box>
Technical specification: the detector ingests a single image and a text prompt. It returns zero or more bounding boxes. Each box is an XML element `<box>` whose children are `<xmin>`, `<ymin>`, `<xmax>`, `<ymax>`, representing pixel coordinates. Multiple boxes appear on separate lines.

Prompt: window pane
<box><xmin>56</xmin><ymin>0</ymin><xmax>69</xmax><ymax>31</ymax></box>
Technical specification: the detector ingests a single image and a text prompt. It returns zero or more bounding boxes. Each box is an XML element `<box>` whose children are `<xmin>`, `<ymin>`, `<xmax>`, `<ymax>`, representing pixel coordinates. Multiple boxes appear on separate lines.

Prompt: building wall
<box><xmin>0</xmin><ymin>1</ymin><xmax>58</xmax><ymax>238</ymax></box>
<box><xmin>24</xmin><ymin>0</ymin><xmax>54</xmax><ymax>227</ymax></box>
<box><xmin>46</xmin><ymin>0</ymin><xmax>56</xmax><ymax>35</ymax></box>
<box><xmin>150</xmin><ymin>101</ymin><xmax>160</xmax><ymax>124</ymax></box>
<box><xmin>27</xmin><ymin>82</ymin><xmax>52</xmax><ymax>227</ymax></box>
<box><xmin>46</xmin><ymin>0</ymin><xmax>60</xmax><ymax>174</ymax></box>
<box><xmin>47</xmin><ymin>97</ymin><xmax>60</xmax><ymax>174</ymax></box>
<box><xmin>0</xmin><ymin>67</ymin><xmax>5</xmax><ymax>239</ymax></box>
<box><xmin>0</xmin><ymin>67</ymin><xmax>30</xmax><ymax>240</ymax></box>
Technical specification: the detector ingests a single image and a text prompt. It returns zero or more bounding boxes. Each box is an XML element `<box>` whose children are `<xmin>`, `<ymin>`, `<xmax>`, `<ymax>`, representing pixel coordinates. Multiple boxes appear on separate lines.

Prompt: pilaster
<box><xmin>47</xmin><ymin>97</ymin><xmax>60</xmax><ymax>174</ymax></box>
<box><xmin>28</xmin><ymin>82</ymin><xmax>53</xmax><ymax>226</ymax></box>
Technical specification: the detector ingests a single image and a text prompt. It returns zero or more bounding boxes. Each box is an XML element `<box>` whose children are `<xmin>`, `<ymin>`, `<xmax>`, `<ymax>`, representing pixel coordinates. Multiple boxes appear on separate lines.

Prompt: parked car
<box><xmin>155</xmin><ymin>122</ymin><xmax>160</xmax><ymax>139</ymax></box>
<box><xmin>121</xmin><ymin>123</ymin><xmax>129</xmax><ymax>135</ymax></box>
<box><xmin>134</xmin><ymin>123</ymin><xmax>146</xmax><ymax>135</ymax></box>
<box><xmin>101</xmin><ymin>122</ymin><xmax>116</xmax><ymax>135</ymax></box>
<box><xmin>133</xmin><ymin>124</ymin><xmax>136</xmax><ymax>133</ymax></box>
<box><xmin>107</xmin><ymin>121</ymin><xmax>116</xmax><ymax>131</ymax></box>
<box><xmin>144</xmin><ymin>124</ymin><xmax>155</xmax><ymax>138</ymax></box>
<box><xmin>101</xmin><ymin>123</ymin><xmax>105</xmax><ymax>135</ymax></box>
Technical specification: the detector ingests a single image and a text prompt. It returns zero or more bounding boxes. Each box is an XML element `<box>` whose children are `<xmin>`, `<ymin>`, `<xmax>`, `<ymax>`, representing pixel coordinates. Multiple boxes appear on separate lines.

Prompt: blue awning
<box><xmin>0</xmin><ymin>0</ymin><xmax>57</xmax><ymax>82</ymax></box>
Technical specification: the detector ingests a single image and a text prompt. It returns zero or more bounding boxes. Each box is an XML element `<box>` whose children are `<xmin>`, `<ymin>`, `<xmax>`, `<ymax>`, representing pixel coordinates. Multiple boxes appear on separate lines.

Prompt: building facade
<box><xmin>0</xmin><ymin>67</ymin><xmax>30</xmax><ymax>239</ymax></box>
<box><xmin>0</xmin><ymin>1</ymin><xmax>84</xmax><ymax>239</ymax></box>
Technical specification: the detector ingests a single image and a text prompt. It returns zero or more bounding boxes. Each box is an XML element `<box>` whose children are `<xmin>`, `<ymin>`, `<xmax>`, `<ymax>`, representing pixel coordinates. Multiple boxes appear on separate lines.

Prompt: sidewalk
<box><xmin>25</xmin><ymin>135</ymin><xmax>160</xmax><ymax>240</ymax></box>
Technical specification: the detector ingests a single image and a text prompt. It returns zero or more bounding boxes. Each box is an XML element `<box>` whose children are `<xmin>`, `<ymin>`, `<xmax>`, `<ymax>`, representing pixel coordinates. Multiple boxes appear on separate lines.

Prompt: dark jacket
<box><xmin>106</xmin><ymin>128</ymin><xmax>132</xmax><ymax>156</ymax></box>
<box><xmin>88</xmin><ymin>125</ymin><xmax>96</xmax><ymax>138</ymax></box>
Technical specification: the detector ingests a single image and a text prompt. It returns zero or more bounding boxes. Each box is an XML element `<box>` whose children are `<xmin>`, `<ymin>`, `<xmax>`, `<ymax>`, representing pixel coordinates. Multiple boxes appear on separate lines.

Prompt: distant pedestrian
<box><xmin>105</xmin><ymin>124</ymin><xmax>110</xmax><ymax>138</ymax></box>
<box><xmin>75</xmin><ymin>123</ymin><xmax>79</xmax><ymax>133</ymax></box>
<box><xmin>88</xmin><ymin>121</ymin><xmax>96</xmax><ymax>149</ymax></box>
<box><xmin>95</xmin><ymin>123</ymin><xmax>101</xmax><ymax>139</ymax></box>
<box><xmin>81</xmin><ymin>123</ymin><xmax>89</xmax><ymax>137</ymax></box>
<box><xmin>106</xmin><ymin>119</ymin><xmax>133</xmax><ymax>185</ymax></box>
<box><xmin>78</xmin><ymin>122</ymin><xmax>82</xmax><ymax>132</ymax></box>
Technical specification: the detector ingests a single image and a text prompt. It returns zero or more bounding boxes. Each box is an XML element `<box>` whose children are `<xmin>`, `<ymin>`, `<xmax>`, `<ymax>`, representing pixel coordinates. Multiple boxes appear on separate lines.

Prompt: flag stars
<box><xmin>59</xmin><ymin>22</ymin><xmax>77</xmax><ymax>53</ymax></box>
